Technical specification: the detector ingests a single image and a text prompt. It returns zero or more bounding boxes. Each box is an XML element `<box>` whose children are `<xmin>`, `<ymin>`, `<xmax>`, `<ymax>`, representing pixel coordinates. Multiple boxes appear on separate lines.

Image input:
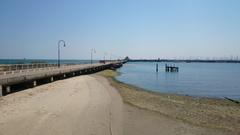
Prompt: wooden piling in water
<box><xmin>165</xmin><ymin>64</ymin><xmax>179</xmax><ymax>72</ymax></box>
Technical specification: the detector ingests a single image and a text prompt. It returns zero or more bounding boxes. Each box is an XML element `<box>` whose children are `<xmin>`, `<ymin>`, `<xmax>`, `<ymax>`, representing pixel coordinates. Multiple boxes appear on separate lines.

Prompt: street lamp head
<box><xmin>58</xmin><ymin>40</ymin><xmax>66</xmax><ymax>47</ymax></box>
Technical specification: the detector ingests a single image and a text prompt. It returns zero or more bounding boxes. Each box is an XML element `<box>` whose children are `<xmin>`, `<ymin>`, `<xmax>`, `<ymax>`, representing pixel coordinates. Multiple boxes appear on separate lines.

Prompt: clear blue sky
<box><xmin>1</xmin><ymin>0</ymin><xmax>240</xmax><ymax>60</ymax></box>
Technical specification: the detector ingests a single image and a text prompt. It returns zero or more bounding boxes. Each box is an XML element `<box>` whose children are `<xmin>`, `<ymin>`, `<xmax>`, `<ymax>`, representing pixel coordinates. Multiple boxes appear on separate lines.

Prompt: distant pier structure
<box><xmin>165</xmin><ymin>64</ymin><xmax>179</xmax><ymax>72</ymax></box>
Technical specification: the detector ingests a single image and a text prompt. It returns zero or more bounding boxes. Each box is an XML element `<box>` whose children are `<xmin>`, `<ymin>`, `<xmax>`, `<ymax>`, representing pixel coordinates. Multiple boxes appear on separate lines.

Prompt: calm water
<box><xmin>0</xmin><ymin>59</ymin><xmax>99</xmax><ymax>64</ymax></box>
<box><xmin>116</xmin><ymin>62</ymin><xmax>240</xmax><ymax>99</ymax></box>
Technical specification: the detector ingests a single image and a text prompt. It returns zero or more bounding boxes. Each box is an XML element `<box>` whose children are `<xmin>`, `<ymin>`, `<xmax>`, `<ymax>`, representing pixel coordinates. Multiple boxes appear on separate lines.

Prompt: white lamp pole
<box><xmin>91</xmin><ymin>49</ymin><xmax>96</xmax><ymax>64</ymax></box>
<box><xmin>58</xmin><ymin>40</ymin><xmax>66</xmax><ymax>68</ymax></box>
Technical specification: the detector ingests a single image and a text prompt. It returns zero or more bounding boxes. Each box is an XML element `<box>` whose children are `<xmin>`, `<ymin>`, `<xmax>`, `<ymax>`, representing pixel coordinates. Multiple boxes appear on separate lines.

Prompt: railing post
<box><xmin>0</xmin><ymin>85</ymin><xmax>2</xmax><ymax>96</ymax></box>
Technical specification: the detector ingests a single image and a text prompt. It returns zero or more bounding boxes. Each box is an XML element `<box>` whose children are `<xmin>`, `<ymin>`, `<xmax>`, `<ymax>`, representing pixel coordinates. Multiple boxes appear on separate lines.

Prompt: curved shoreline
<box><xmin>0</xmin><ymin>71</ymin><xmax>239</xmax><ymax>135</ymax></box>
<box><xmin>98</xmin><ymin>70</ymin><xmax>240</xmax><ymax>133</ymax></box>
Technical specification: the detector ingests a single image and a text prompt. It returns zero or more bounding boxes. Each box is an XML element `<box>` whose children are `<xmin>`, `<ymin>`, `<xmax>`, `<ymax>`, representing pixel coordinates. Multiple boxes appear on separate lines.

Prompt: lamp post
<box><xmin>58</xmin><ymin>40</ymin><xmax>66</xmax><ymax>68</ymax></box>
<box><xmin>104</xmin><ymin>52</ymin><xmax>107</xmax><ymax>64</ymax></box>
<box><xmin>110</xmin><ymin>53</ymin><xmax>112</xmax><ymax>62</ymax></box>
<box><xmin>91</xmin><ymin>49</ymin><xmax>96</xmax><ymax>64</ymax></box>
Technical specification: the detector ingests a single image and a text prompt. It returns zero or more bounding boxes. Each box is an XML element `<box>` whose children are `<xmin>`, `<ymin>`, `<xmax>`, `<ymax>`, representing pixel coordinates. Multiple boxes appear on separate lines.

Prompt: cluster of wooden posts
<box><xmin>155</xmin><ymin>63</ymin><xmax>179</xmax><ymax>72</ymax></box>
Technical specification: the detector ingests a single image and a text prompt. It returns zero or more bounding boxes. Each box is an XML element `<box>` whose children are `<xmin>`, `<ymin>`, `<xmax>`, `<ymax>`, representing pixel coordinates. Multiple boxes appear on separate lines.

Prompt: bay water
<box><xmin>116</xmin><ymin>62</ymin><xmax>240</xmax><ymax>99</ymax></box>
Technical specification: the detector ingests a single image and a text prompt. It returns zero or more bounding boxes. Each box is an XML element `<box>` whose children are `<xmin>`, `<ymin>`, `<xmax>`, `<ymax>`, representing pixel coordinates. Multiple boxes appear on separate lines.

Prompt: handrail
<box><xmin>0</xmin><ymin>63</ymin><xmax>65</xmax><ymax>72</ymax></box>
<box><xmin>0</xmin><ymin>61</ymin><xmax>122</xmax><ymax>76</ymax></box>
<box><xmin>0</xmin><ymin>63</ymin><xmax>72</xmax><ymax>75</ymax></box>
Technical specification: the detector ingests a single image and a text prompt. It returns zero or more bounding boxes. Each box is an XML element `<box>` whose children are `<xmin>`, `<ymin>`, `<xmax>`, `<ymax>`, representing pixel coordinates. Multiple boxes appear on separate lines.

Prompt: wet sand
<box><xmin>98</xmin><ymin>70</ymin><xmax>240</xmax><ymax>135</ymax></box>
<box><xmin>0</xmin><ymin>71</ymin><xmax>239</xmax><ymax>135</ymax></box>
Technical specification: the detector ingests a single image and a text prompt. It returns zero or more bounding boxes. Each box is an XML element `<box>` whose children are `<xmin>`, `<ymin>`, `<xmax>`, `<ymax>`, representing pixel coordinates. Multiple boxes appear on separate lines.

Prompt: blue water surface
<box><xmin>116</xmin><ymin>62</ymin><xmax>240</xmax><ymax>99</ymax></box>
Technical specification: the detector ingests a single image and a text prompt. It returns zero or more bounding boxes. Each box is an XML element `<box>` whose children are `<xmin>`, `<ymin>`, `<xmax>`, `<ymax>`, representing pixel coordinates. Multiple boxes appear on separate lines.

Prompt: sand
<box><xmin>0</xmin><ymin>75</ymin><xmax>122</xmax><ymax>135</ymax></box>
<box><xmin>0</xmin><ymin>71</ymin><xmax>239</xmax><ymax>135</ymax></box>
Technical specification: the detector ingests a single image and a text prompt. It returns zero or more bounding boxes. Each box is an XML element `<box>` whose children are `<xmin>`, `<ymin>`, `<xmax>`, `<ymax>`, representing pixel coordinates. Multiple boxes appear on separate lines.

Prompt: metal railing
<box><xmin>0</xmin><ymin>61</ymin><xmax>120</xmax><ymax>76</ymax></box>
<box><xmin>0</xmin><ymin>63</ymin><xmax>59</xmax><ymax>71</ymax></box>
<box><xmin>0</xmin><ymin>63</ymin><xmax>64</xmax><ymax>76</ymax></box>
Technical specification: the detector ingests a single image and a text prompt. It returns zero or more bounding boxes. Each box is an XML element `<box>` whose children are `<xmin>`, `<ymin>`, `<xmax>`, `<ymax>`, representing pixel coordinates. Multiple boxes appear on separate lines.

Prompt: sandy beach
<box><xmin>0</xmin><ymin>71</ymin><xmax>239</xmax><ymax>135</ymax></box>
<box><xmin>0</xmin><ymin>75</ymin><xmax>123</xmax><ymax>135</ymax></box>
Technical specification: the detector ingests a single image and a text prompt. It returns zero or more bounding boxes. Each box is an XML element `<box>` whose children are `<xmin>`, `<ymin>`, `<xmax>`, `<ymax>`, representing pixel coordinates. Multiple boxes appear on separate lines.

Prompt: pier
<box><xmin>165</xmin><ymin>64</ymin><xmax>179</xmax><ymax>72</ymax></box>
<box><xmin>0</xmin><ymin>61</ymin><xmax>124</xmax><ymax>96</ymax></box>
<box><xmin>128</xmin><ymin>59</ymin><xmax>240</xmax><ymax>63</ymax></box>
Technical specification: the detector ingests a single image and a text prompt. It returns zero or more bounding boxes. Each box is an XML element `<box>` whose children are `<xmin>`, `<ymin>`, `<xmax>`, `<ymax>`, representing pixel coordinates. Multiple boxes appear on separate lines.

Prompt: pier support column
<box><xmin>0</xmin><ymin>85</ymin><xmax>2</xmax><ymax>96</ymax></box>
<box><xmin>6</xmin><ymin>86</ymin><xmax>11</xmax><ymax>93</ymax></box>
<box><xmin>33</xmin><ymin>81</ymin><xmax>37</xmax><ymax>87</ymax></box>
<box><xmin>63</xmin><ymin>74</ymin><xmax>66</xmax><ymax>78</ymax></box>
<box><xmin>51</xmin><ymin>77</ymin><xmax>54</xmax><ymax>82</ymax></box>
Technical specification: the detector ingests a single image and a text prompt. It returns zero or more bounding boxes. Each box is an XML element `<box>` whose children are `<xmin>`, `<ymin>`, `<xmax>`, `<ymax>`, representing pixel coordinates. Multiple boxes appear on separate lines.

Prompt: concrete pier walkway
<box><xmin>0</xmin><ymin>62</ymin><xmax>123</xmax><ymax>96</ymax></box>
